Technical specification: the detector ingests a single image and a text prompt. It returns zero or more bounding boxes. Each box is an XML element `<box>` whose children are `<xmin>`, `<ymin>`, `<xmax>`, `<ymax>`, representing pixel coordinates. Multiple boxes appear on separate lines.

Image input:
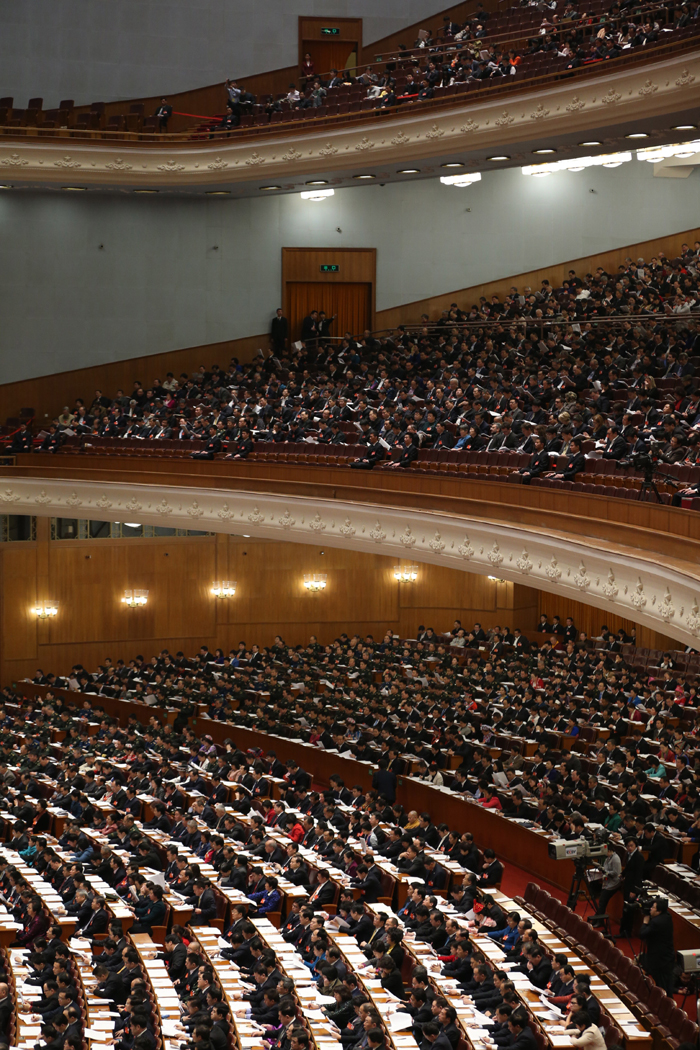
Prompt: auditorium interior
<box><xmin>1</xmin><ymin>5</ymin><xmax>700</xmax><ymax>1050</ymax></box>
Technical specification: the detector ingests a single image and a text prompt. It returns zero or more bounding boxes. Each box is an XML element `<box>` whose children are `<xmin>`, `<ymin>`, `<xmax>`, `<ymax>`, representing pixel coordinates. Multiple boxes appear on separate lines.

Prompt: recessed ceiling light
<box><xmin>672</xmin><ymin>124</ymin><xmax>697</xmax><ymax>130</ymax></box>
<box><xmin>441</xmin><ymin>162</ymin><xmax>464</xmax><ymax>168</ymax></box>
<box><xmin>305</xmin><ymin>179</ymin><xmax>328</xmax><ymax>185</ymax></box>
<box><xmin>134</xmin><ymin>188</ymin><xmax>158</xmax><ymax>193</ymax></box>
<box><xmin>0</xmin><ymin>184</ymin><xmax>10</xmax><ymax>189</ymax></box>
<box><xmin>625</xmin><ymin>132</ymin><xmax>648</xmax><ymax>139</ymax></box>
<box><xmin>533</xmin><ymin>148</ymin><xmax>556</xmax><ymax>155</ymax></box>
<box><xmin>579</xmin><ymin>140</ymin><xmax>602</xmax><ymax>146</ymax></box>
<box><xmin>206</xmin><ymin>190</ymin><xmax>230</xmax><ymax>196</ymax></box>
<box><xmin>260</xmin><ymin>185</ymin><xmax>281</xmax><ymax>190</ymax></box>
<box><xmin>487</xmin><ymin>155</ymin><xmax>510</xmax><ymax>161</ymax></box>
<box><xmin>397</xmin><ymin>168</ymin><xmax>420</xmax><ymax>174</ymax></box>
<box><xmin>242</xmin><ymin>534</ymin><xmax>251</xmax><ymax>538</ymax></box>
<box><xmin>353</xmin><ymin>174</ymin><xmax>375</xmax><ymax>179</ymax></box>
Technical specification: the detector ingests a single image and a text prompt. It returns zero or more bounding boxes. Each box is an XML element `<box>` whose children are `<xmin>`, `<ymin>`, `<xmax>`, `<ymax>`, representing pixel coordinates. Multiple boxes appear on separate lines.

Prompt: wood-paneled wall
<box><xmin>0</xmin><ymin>530</ymin><xmax>540</xmax><ymax>685</ymax></box>
<box><xmin>0</xmin><ymin>332</ymin><xmax>268</xmax><ymax>434</ymax></box>
<box><xmin>0</xmin><ymin>527</ymin><xmax>676</xmax><ymax>685</ymax></box>
<box><xmin>374</xmin><ymin>227</ymin><xmax>700</xmax><ymax>329</ymax></box>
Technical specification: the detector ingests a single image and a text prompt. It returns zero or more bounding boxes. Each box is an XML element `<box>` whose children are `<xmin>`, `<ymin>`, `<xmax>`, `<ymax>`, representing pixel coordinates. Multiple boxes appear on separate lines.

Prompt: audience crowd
<box><xmin>13</xmin><ymin>246</ymin><xmax>700</xmax><ymax>496</ymax></box>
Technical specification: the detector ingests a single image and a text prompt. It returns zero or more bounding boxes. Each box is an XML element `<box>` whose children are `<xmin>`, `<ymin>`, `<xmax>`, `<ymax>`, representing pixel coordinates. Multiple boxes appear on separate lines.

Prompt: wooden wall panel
<box><xmin>2</xmin><ymin>546</ymin><xmax>38</xmax><ymax>663</ymax></box>
<box><xmin>375</xmin><ymin>227</ymin><xmax>700</xmax><ymax>329</ymax></box>
<box><xmin>0</xmin><ymin>332</ymin><xmax>268</xmax><ymax>437</ymax></box>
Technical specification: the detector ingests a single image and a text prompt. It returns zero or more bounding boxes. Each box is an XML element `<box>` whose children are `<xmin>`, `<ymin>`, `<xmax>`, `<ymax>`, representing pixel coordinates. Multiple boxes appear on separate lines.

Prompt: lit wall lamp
<box><xmin>212</xmin><ymin>580</ymin><xmax>237</xmax><ymax>599</ymax></box>
<box><xmin>122</xmin><ymin>589</ymin><xmax>148</xmax><ymax>608</ymax></box>
<box><xmin>394</xmin><ymin>564</ymin><xmax>418</xmax><ymax>583</ymax></box>
<box><xmin>32</xmin><ymin>600</ymin><xmax>59</xmax><ymax>619</ymax></box>
<box><xmin>304</xmin><ymin>573</ymin><xmax>327</xmax><ymax>592</ymax></box>
<box><xmin>488</xmin><ymin>576</ymin><xmax>506</xmax><ymax>583</ymax></box>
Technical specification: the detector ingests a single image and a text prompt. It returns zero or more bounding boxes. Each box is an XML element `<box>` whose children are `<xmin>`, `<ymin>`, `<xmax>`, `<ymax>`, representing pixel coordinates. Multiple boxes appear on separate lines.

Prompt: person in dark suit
<box><xmin>76</xmin><ymin>896</ymin><xmax>109</xmax><ymax>938</ymax></box>
<box><xmin>619</xmin><ymin>837</ymin><xmax>645</xmax><ymax>936</ymax></box>
<box><xmin>549</xmin><ymin>438</ymin><xmax>586</xmax><ymax>481</ymax></box>
<box><xmin>352</xmin><ymin>864</ymin><xmax>382</xmax><ymax>904</ymax></box>
<box><xmin>270</xmin><ymin>309</ymin><xmax>288</xmax><ymax>354</ymax></box>
<box><xmin>371</xmin><ymin>759</ymin><xmax>397</xmax><ymax>803</ymax></box>
<box><xmin>300</xmin><ymin>311</ymin><xmax>319</xmax><ymax>344</ymax></box>
<box><xmin>420</xmin><ymin>1021</ymin><xmax>453</xmax><ymax>1050</ymax></box>
<box><xmin>518</xmin><ymin>435</ymin><xmax>550</xmax><ymax>484</ymax></box>
<box><xmin>601</xmin><ymin>426</ymin><xmax>628</xmax><ymax>460</ymax></box>
<box><xmin>387</xmin><ymin>433</ymin><xmax>418</xmax><ymax>469</ymax></box>
<box><xmin>187</xmin><ymin>880</ymin><xmax>218</xmax><ymax>925</ymax></box>
<box><xmin>307</xmin><ymin>870</ymin><xmax>335</xmax><ymax>909</ymax></box>
<box><xmin>191</xmin><ymin>426</ymin><xmax>222</xmax><ymax>460</ymax></box>
<box><xmin>155</xmin><ymin>99</ymin><xmax>173</xmax><ymax>130</ymax></box>
<box><xmin>160</xmin><ymin>934</ymin><xmax>187</xmax><ymax>981</ymax></box>
<box><xmin>0</xmin><ymin>983</ymin><xmax>11</xmax><ymax>1039</ymax></box>
<box><xmin>507</xmin><ymin>1014</ymin><xmax>538</xmax><ymax>1050</ymax></box>
<box><xmin>638</xmin><ymin>898</ymin><xmax>675</xmax><ymax>993</ymax></box>
<box><xmin>350</xmin><ymin>432</ymin><xmax>386</xmax><ymax>470</ymax></box>
<box><xmin>378</xmin><ymin>957</ymin><xmax>406</xmax><ymax>999</ymax></box>
<box><xmin>131</xmin><ymin>886</ymin><xmax>167</xmax><ymax>935</ymax></box>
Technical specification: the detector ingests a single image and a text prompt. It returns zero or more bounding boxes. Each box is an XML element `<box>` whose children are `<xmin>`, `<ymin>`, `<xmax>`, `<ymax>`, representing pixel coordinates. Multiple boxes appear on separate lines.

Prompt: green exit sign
<box><xmin>320</xmin><ymin>264</ymin><xmax>340</xmax><ymax>273</ymax></box>
<box><xmin>321</xmin><ymin>27</ymin><xmax>340</xmax><ymax>34</ymax></box>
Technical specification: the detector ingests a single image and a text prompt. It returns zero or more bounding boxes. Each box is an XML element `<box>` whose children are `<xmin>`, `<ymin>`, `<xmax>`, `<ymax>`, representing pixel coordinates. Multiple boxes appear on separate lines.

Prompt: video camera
<box><xmin>548</xmin><ymin>837</ymin><xmax>608</xmax><ymax>861</ymax></box>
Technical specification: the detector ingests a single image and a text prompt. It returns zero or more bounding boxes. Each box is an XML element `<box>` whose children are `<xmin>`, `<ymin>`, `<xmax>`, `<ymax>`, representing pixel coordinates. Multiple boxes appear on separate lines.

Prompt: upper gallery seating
<box><xmin>1</xmin><ymin>0</ymin><xmax>698</xmax><ymax>141</ymax></box>
<box><xmin>9</xmin><ymin>242</ymin><xmax>700</xmax><ymax>505</ymax></box>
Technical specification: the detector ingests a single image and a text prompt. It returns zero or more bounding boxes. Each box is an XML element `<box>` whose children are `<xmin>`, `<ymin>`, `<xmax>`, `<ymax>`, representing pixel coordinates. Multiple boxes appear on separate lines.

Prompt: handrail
<box><xmin>1</xmin><ymin>28</ymin><xmax>697</xmax><ymax>148</ymax></box>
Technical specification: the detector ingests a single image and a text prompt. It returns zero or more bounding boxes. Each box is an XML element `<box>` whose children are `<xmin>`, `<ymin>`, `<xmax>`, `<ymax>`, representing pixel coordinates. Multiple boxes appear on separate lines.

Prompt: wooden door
<box><xmin>286</xmin><ymin>282</ymin><xmax>371</xmax><ymax>342</ymax></box>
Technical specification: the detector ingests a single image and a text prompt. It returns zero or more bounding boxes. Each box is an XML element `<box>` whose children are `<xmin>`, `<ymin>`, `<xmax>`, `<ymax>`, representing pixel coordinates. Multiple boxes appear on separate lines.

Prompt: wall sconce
<box><xmin>488</xmin><ymin>576</ymin><xmax>506</xmax><ymax>583</ymax></box>
<box><xmin>394</xmin><ymin>564</ymin><xmax>418</xmax><ymax>583</ymax></box>
<box><xmin>304</xmin><ymin>573</ymin><xmax>327</xmax><ymax>593</ymax></box>
<box><xmin>122</xmin><ymin>589</ymin><xmax>148</xmax><ymax>608</ymax></box>
<box><xmin>212</xmin><ymin>580</ymin><xmax>237</xmax><ymax>598</ymax></box>
<box><xmin>32</xmin><ymin>600</ymin><xmax>59</xmax><ymax>619</ymax></box>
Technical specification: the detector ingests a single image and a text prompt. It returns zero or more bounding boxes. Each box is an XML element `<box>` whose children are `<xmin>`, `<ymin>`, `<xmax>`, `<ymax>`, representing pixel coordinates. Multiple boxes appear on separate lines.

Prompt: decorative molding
<box><xmin>105</xmin><ymin>157</ymin><xmax>133</xmax><ymax>171</ymax></box>
<box><xmin>565</xmin><ymin>96</ymin><xmax>586</xmax><ymax>111</ymax></box>
<box><xmin>530</xmin><ymin>103</ymin><xmax>551</xmax><ymax>119</ymax></box>
<box><xmin>0</xmin><ymin>54</ymin><xmax>698</xmax><ymax>189</ymax></box>
<box><xmin>3</xmin><ymin>475</ymin><xmax>700</xmax><ymax>644</ymax></box>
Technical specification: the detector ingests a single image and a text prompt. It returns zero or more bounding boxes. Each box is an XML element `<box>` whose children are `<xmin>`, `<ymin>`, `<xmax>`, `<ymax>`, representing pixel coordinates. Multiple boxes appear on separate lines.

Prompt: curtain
<box><xmin>286</xmin><ymin>282</ymin><xmax>371</xmax><ymax>341</ymax></box>
<box><xmin>304</xmin><ymin>42</ymin><xmax>359</xmax><ymax>77</ymax></box>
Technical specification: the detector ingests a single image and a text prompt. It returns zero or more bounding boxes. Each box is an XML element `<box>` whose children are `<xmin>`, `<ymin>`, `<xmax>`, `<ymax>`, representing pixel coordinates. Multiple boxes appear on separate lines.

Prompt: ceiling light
<box><xmin>300</xmin><ymin>188</ymin><xmax>334</xmax><ymax>201</ymax></box>
<box><xmin>579</xmin><ymin>140</ymin><xmax>602</xmax><ymax>146</ymax></box>
<box><xmin>487</xmin><ymin>155</ymin><xmax>510</xmax><ymax>161</ymax></box>
<box><xmin>625</xmin><ymin>132</ymin><xmax>649</xmax><ymax>139</ymax></box>
<box><xmin>522</xmin><ymin>151</ymin><xmax>632</xmax><ymax>176</ymax></box>
<box><xmin>0</xmin><ymin>184</ymin><xmax>10</xmax><ymax>189</ymax></box>
<box><xmin>672</xmin><ymin>124</ymin><xmax>696</xmax><ymax>130</ymax></box>
<box><xmin>532</xmin><ymin>148</ymin><xmax>556</xmax><ymax>155</ymax></box>
<box><xmin>440</xmin><ymin>172</ymin><xmax>481</xmax><ymax>187</ymax></box>
<box><xmin>206</xmin><ymin>190</ymin><xmax>230</xmax><ymax>195</ymax></box>
<box><xmin>260</xmin><ymin>185</ymin><xmax>281</xmax><ymax>190</ymax></box>
<box><xmin>134</xmin><ymin>188</ymin><xmax>158</xmax><ymax>193</ymax></box>
<box><xmin>242</xmin><ymin>535</ymin><xmax>251</xmax><ymax>538</ymax></box>
<box><xmin>352</xmin><ymin>174</ymin><xmax>375</xmax><ymax>179</ymax></box>
<box><xmin>636</xmin><ymin>140</ymin><xmax>700</xmax><ymax>162</ymax></box>
<box><xmin>398</xmin><ymin>168</ymin><xmax>420</xmax><ymax>174</ymax></box>
<box><xmin>440</xmin><ymin>162</ymin><xmax>464</xmax><ymax>168</ymax></box>
<box><xmin>61</xmin><ymin>186</ymin><xmax>87</xmax><ymax>191</ymax></box>
<box><xmin>305</xmin><ymin>179</ymin><xmax>328</xmax><ymax>185</ymax></box>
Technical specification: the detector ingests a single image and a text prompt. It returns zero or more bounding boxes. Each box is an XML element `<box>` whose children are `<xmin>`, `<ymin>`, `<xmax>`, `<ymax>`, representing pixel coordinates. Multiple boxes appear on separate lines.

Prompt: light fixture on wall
<box><xmin>32</xmin><ymin>600</ymin><xmax>59</xmax><ymax>619</ymax></box>
<box><xmin>488</xmin><ymin>576</ymin><xmax>506</xmax><ymax>583</ymax></box>
<box><xmin>211</xmin><ymin>580</ymin><xmax>236</xmax><ymax>599</ymax></box>
<box><xmin>439</xmin><ymin>172</ymin><xmax>481</xmax><ymax>188</ymax></box>
<box><xmin>122</xmin><ymin>589</ymin><xmax>148</xmax><ymax>608</ymax></box>
<box><xmin>303</xmin><ymin>573</ymin><xmax>327</xmax><ymax>592</ymax></box>
<box><xmin>300</xmin><ymin>188</ymin><xmax>334</xmax><ymax>202</ymax></box>
<box><xmin>394</xmin><ymin>564</ymin><xmax>418</xmax><ymax>583</ymax></box>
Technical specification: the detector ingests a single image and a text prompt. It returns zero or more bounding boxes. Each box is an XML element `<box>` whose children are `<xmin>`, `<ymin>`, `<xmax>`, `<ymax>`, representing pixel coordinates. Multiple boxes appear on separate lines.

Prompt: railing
<box><xmin>1</xmin><ymin>25</ymin><xmax>697</xmax><ymax>147</ymax></box>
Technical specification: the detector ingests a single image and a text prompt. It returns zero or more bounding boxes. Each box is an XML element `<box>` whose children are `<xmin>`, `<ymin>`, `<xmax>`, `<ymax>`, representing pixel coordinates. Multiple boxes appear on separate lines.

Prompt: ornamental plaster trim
<box><xmin>5</xmin><ymin>475</ymin><xmax>699</xmax><ymax>645</ymax></box>
<box><xmin>1</xmin><ymin>53</ymin><xmax>698</xmax><ymax>186</ymax></box>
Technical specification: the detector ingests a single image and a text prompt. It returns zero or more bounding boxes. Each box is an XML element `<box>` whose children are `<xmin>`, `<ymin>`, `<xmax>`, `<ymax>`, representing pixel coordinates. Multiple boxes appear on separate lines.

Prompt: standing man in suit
<box><xmin>155</xmin><ymin>99</ymin><xmax>173</xmax><ymax>130</ymax></box>
<box><xmin>638</xmin><ymin>898</ymin><xmax>675</xmax><ymax>994</ymax></box>
<box><xmin>270</xmin><ymin>309</ymin><xmax>288</xmax><ymax>354</ymax></box>
<box><xmin>619</xmin><ymin>837</ymin><xmax>645</xmax><ymax>936</ymax></box>
<box><xmin>300</xmin><ymin>311</ymin><xmax>319</xmax><ymax>345</ymax></box>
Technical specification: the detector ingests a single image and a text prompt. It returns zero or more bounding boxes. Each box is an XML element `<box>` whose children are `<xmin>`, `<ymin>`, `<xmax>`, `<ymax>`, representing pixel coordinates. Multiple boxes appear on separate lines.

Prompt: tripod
<box><xmin>567</xmin><ymin>859</ymin><xmax>598</xmax><ymax>912</ymax></box>
<box><xmin>637</xmin><ymin>467</ymin><xmax>679</xmax><ymax>502</ymax></box>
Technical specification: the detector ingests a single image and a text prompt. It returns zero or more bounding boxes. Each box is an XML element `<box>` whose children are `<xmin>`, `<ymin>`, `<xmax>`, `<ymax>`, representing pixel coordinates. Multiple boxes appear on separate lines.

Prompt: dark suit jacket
<box><xmin>562</xmin><ymin>452</ymin><xmax>586</xmax><ymax>479</ymax></box>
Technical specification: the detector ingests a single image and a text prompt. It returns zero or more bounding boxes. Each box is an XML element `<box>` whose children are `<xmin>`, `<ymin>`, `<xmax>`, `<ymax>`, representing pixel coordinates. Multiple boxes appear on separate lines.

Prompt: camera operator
<box><xmin>638</xmin><ymin>898</ymin><xmax>675</xmax><ymax>993</ymax></box>
<box><xmin>590</xmin><ymin>841</ymin><xmax>621</xmax><ymax>925</ymax></box>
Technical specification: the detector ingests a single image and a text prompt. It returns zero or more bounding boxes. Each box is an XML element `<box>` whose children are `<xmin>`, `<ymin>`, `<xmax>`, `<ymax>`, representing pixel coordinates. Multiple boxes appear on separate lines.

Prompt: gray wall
<box><xmin>1</xmin><ymin>161</ymin><xmax>699</xmax><ymax>383</ymax></box>
<box><xmin>2</xmin><ymin>0</ymin><xmax>454</xmax><ymax>108</ymax></box>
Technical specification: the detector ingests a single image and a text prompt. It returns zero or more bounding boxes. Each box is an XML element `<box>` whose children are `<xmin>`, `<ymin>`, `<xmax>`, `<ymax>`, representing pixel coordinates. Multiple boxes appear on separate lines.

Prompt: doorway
<box><xmin>286</xmin><ymin>282</ymin><xmax>371</xmax><ymax>342</ymax></box>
